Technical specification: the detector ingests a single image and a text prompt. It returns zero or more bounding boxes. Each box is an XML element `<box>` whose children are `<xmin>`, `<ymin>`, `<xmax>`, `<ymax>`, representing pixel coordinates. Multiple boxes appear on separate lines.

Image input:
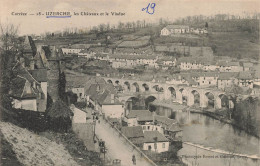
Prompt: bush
<box><xmin>1</xmin><ymin>107</ymin><xmax>49</xmax><ymax>133</ymax></box>
<box><xmin>75</xmin><ymin>102</ymin><xmax>87</xmax><ymax>109</ymax></box>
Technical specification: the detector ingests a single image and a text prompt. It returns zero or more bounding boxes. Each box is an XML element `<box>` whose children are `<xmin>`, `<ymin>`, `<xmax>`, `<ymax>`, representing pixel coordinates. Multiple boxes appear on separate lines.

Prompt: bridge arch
<box><xmin>115</xmin><ymin>80</ymin><xmax>120</xmax><ymax>85</ymax></box>
<box><xmin>158</xmin><ymin>87</ymin><xmax>164</xmax><ymax>92</ymax></box>
<box><xmin>152</xmin><ymin>85</ymin><xmax>160</xmax><ymax>92</ymax></box>
<box><xmin>107</xmin><ymin>79</ymin><xmax>113</xmax><ymax>84</ymax></box>
<box><xmin>168</xmin><ymin>87</ymin><xmax>177</xmax><ymax>99</ymax></box>
<box><xmin>179</xmin><ymin>88</ymin><xmax>189</xmax><ymax>104</ymax></box>
<box><xmin>142</xmin><ymin>83</ymin><xmax>150</xmax><ymax>92</ymax></box>
<box><xmin>124</xmin><ymin>81</ymin><xmax>131</xmax><ymax>92</ymax></box>
<box><xmin>124</xmin><ymin>96</ymin><xmax>141</xmax><ymax>112</ymax></box>
<box><xmin>132</xmin><ymin>82</ymin><xmax>140</xmax><ymax>92</ymax></box>
<box><xmin>145</xmin><ymin>95</ymin><xmax>157</xmax><ymax>111</ymax></box>
<box><xmin>218</xmin><ymin>94</ymin><xmax>230</xmax><ymax>109</ymax></box>
<box><xmin>205</xmin><ymin>91</ymin><xmax>215</xmax><ymax>108</ymax></box>
<box><xmin>189</xmin><ymin>89</ymin><xmax>200</xmax><ymax>106</ymax></box>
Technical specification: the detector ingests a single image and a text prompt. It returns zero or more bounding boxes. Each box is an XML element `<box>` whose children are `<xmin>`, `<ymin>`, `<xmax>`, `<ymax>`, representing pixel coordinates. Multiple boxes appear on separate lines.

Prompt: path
<box><xmin>95</xmin><ymin>119</ymin><xmax>154</xmax><ymax>166</ymax></box>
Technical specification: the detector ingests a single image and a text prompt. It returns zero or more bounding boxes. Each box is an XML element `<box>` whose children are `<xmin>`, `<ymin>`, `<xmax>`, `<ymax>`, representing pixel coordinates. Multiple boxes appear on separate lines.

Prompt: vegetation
<box><xmin>65</xmin><ymin>91</ymin><xmax>78</xmax><ymax>105</ymax></box>
<box><xmin>59</xmin><ymin>71</ymin><xmax>67</xmax><ymax>102</ymax></box>
<box><xmin>46</xmin><ymin>99</ymin><xmax>73</xmax><ymax>132</ymax></box>
<box><xmin>232</xmin><ymin>97</ymin><xmax>260</xmax><ymax>137</ymax></box>
<box><xmin>0</xmin><ymin>131</ymin><xmax>22</xmax><ymax>166</ymax></box>
<box><xmin>40</xmin><ymin>131</ymin><xmax>103</xmax><ymax>166</ymax></box>
<box><xmin>74</xmin><ymin>102</ymin><xmax>87</xmax><ymax>109</ymax></box>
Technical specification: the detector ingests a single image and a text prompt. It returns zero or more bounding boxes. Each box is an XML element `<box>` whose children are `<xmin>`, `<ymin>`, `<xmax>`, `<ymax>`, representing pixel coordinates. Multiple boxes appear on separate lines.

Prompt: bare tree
<box><xmin>0</xmin><ymin>23</ymin><xmax>20</xmax><ymax>95</ymax></box>
<box><xmin>98</xmin><ymin>24</ymin><xmax>105</xmax><ymax>32</ymax></box>
<box><xmin>106</xmin><ymin>23</ymin><xmax>110</xmax><ymax>31</ymax></box>
<box><xmin>117</xmin><ymin>21</ymin><xmax>124</xmax><ymax>30</ymax></box>
<box><xmin>0</xmin><ymin>23</ymin><xmax>19</xmax><ymax>52</ymax></box>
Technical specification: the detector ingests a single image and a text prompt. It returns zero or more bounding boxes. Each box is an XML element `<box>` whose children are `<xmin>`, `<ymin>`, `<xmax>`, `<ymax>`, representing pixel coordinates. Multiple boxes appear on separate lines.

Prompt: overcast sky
<box><xmin>0</xmin><ymin>0</ymin><xmax>259</xmax><ymax>35</ymax></box>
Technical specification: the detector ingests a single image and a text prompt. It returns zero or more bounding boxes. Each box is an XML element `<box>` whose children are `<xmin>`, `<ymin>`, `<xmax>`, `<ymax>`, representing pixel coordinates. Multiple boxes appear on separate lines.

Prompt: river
<box><xmin>155</xmin><ymin>106</ymin><xmax>260</xmax><ymax>166</ymax></box>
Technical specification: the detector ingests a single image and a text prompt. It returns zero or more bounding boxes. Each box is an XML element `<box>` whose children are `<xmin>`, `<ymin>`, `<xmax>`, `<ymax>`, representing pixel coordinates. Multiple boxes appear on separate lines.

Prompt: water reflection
<box><xmin>155</xmin><ymin>106</ymin><xmax>260</xmax><ymax>161</ymax></box>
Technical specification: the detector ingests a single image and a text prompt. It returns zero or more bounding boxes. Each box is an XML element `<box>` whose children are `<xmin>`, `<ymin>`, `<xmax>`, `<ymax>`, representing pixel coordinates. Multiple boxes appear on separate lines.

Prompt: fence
<box><xmin>103</xmin><ymin>116</ymin><xmax>158</xmax><ymax>166</ymax></box>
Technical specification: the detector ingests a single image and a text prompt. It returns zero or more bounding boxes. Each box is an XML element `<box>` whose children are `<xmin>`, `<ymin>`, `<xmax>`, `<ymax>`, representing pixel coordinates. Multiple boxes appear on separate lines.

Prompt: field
<box><xmin>154</xmin><ymin>31</ymin><xmax>259</xmax><ymax>60</ymax></box>
<box><xmin>207</xmin><ymin>32</ymin><xmax>259</xmax><ymax>60</ymax></box>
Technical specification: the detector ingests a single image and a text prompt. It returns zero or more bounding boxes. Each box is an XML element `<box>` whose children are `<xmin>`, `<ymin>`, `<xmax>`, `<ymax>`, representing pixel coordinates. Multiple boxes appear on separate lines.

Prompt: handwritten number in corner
<box><xmin>142</xmin><ymin>3</ymin><xmax>156</xmax><ymax>15</ymax></box>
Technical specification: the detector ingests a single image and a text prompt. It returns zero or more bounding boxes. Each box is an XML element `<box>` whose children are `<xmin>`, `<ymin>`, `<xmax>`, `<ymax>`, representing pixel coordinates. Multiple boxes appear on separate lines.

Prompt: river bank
<box><xmin>150</xmin><ymin>100</ymin><xmax>260</xmax><ymax>162</ymax></box>
<box><xmin>151</xmin><ymin>99</ymin><xmax>260</xmax><ymax>138</ymax></box>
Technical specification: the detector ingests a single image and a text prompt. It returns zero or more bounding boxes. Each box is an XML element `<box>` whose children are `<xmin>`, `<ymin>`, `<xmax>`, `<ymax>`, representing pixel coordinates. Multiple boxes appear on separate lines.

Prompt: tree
<box><xmin>0</xmin><ymin>23</ymin><xmax>19</xmax><ymax>52</ymax></box>
<box><xmin>65</xmin><ymin>91</ymin><xmax>78</xmax><ymax>105</ymax></box>
<box><xmin>205</xmin><ymin>22</ymin><xmax>209</xmax><ymax>29</ymax></box>
<box><xmin>125</xmin><ymin>22</ymin><xmax>132</xmax><ymax>30</ymax></box>
<box><xmin>98</xmin><ymin>24</ymin><xmax>105</xmax><ymax>32</ymax></box>
<box><xmin>0</xmin><ymin>23</ymin><xmax>19</xmax><ymax>99</ymax></box>
<box><xmin>132</xmin><ymin>22</ymin><xmax>136</xmax><ymax>32</ymax></box>
<box><xmin>231</xmin><ymin>96</ymin><xmax>260</xmax><ymax>136</ymax></box>
<box><xmin>46</xmin><ymin>93</ymin><xmax>53</xmax><ymax>110</ymax></box>
<box><xmin>106</xmin><ymin>23</ymin><xmax>110</xmax><ymax>31</ymax></box>
<box><xmin>117</xmin><ymin>21</ymin><xmax>124</xmax><ymax>30</ymax></box>
<box><xmin>58</xmin><ymin>72</ymin><xmax>67</xmax><ymax>102</ymax></box>
<box><xmin>136</xmin><ymin>20</ymin><xmax>141</xmax><ymax>29</ymax></box>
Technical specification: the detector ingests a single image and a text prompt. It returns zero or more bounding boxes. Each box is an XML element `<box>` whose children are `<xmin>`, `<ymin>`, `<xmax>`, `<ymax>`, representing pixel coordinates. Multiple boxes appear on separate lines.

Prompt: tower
<box><xmin>47</xmin><ymin>46</ymin><xmax>61</xmax><ymax>102</ymax></box>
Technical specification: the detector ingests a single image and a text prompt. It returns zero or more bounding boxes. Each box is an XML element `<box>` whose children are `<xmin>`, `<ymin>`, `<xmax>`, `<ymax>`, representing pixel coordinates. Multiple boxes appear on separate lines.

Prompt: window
<box><xmin>162</xmin><ymin>143</ymin><xmax>165</xmax><ymax>148</ymax></box>
<box><xmin>148</xmin><ymin>126</ymin><xmax>150</xmax><ymax>130</ymax></box>
<box><xmin>143</xmin><ymin>126</ymin><xmax>146</xmax><ymax>130</ymax></box>
<box><xmin>209</xmin><ymin>81</ymin><xmax>211</xmax><ymax>84</ymax></box>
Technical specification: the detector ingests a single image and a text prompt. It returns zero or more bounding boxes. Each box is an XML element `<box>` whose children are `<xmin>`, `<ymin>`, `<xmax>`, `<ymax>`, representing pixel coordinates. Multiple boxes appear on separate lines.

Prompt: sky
<box><xmin>0</xmin><ymin>0</ymin><xmax>259</xmax><ymax>35</ymax></box>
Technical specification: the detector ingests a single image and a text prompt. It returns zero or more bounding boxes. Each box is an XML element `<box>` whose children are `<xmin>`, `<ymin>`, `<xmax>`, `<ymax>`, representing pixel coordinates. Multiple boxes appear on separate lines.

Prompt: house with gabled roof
<box><xmin>78</xmin><ymin>49</ymin><xmax>95</xmax><ymax>58</ymax></box>
<box><xmin>161</xmin><ymin>25</ymin><xmax>189</xmax><ymax>36</ymax></box>
<box><xmin>9</xmin><ymin>76</ymin><xmax>38</xmax><ymax>111</ymax></box>
<box><xmin>243</xmin><ymin>62</ymin><xmax>254</xmax><ymax>71</ymax></box>
<box><xmin>61</xmin><ymin>44</ymin><xmax>91</xmax><ymax>55</ymax></box>
<box><xmin>84</xmin><ymin>78</ymin><xmax>124</xmax><ymax>118</ymax></box>
<box><xmin>154</xmin><ymin>115</ymin><xmax>182</xmax><ymax>141</ymax></box>
<box><xmin>9</xmin><ymin>64</ymin><xmax>46</xmax><ymax>112</ymax></box>
<box><xmin>237</xmin><ymin>71</ymin><xmax>254</xmax><ymax>89</ymax></box>
<box><xmin>142</xmin><ymin>131</ymin><xmax>170</xmax><ymax>153</ymax></box>
<box><xmin>125</xmin><ymin>110</ymin><xmax>153</xmax><ymax>126</ymax></box>
<box><xmin>197</xmin><ymin>72</ymin><xmax>219</xmax><ymax>87</ymax></box>
<box><xmin>121</xmin><ymin>126</ymin><xmax>144</xmax><ymax>146</ymax></box>
<box><xmin>217</xmin><ymin>72</ymin><xmax>239</xmax><ymax>90</ymax></box>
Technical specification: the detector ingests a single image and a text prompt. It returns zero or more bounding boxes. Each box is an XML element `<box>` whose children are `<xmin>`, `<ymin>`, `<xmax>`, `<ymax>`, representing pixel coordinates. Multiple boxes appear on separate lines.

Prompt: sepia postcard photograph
<box><xmin>0</xmin><ymin>0</ymin><xmax>260</xmax><ymax>165</ymax></box>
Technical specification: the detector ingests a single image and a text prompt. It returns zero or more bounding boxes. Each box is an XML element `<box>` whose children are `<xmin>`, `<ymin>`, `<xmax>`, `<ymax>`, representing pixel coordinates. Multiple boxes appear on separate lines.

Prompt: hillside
<box><xmin>36</xmin><ymin>19</ymin><xmax>259</xmax><ymax>60</ymax></box>
<box><xmin>0</xmin><ymin>122</ymin><xmax>79</xmax><ymax>166</ymax></box>
<box><xmin>207</xmin><ymin>32</ymin><xmax>259</xmax><ymax>60</ymax></box>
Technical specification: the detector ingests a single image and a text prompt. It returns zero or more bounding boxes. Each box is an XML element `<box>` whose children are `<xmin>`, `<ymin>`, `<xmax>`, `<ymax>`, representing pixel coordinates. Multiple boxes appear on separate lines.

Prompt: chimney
<box><xmin>50</xmin><ymin>46</ymin><xmax>56</xmax><ymax>58</ymax></box>
<box><xmin>30</xmin><ymin>59</ymin><xmax>35</xmax><ymax>70</ymax></box>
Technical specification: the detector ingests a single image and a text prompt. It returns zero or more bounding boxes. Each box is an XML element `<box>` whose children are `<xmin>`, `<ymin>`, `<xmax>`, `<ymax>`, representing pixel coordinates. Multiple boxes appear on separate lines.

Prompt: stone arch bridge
<box><xmin>103</xmin><ymin>77</ymin><xmax>233</xmax><ymax>109</ymax></box>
